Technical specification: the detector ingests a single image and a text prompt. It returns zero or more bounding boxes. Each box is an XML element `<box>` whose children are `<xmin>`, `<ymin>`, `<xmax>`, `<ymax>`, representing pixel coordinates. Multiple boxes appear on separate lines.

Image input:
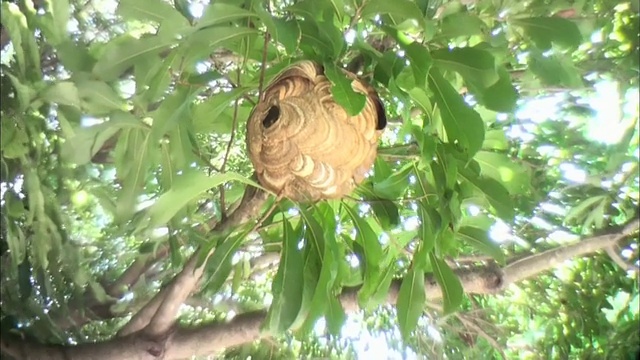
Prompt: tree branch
<box><xmin>118</xmin><ymin>185</ymin><xmax>269</xmax><ymax>337</ymax></box>
<box><xmin>3</xmin><ymin>217</ymin><xmax>637</xmax><ymax>360</ymax></box>
<box><xmin>504</xmin><ymin>217</ymin><xmax>639</xmax><ymax>284</ymax></box>
<box><xmin>46</xmin><ymin>246</ymin><xmax>170</xmax><ymax>330</ymax></box>
<box><xmin>455</xmin><ymin>313</ymin><xmax>507</xmax><ymax>359</ymax></box>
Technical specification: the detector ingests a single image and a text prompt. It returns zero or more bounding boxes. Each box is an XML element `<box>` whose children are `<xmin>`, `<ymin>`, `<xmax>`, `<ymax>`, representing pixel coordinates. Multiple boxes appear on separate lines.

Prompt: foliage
<box><xmin>0</xmin><ymin>0</ymin><xmax>638</xmax><ymax>358</ymax></box>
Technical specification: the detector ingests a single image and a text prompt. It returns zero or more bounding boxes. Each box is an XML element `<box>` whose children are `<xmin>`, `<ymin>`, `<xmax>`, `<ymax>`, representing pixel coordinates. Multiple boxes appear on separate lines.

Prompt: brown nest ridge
<box><xmin>246</xmin><ymin>61</ymin><xmax>387</xmax><ymax>202</ymax></box>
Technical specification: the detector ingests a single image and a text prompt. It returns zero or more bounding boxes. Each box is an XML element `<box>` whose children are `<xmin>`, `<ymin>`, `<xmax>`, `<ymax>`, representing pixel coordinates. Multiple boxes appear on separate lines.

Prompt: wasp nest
<box><xmin>246</xmin><ymin>61</ymin><xmax>387</xmax><ymax>202</ymax></box>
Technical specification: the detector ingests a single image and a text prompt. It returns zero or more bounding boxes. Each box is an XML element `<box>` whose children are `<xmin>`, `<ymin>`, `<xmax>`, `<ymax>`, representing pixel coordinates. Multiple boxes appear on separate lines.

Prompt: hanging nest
<box><xmin>246</xmin><ymin>61</ymin><xmax>387</xmax><ymax>202</ymax></box>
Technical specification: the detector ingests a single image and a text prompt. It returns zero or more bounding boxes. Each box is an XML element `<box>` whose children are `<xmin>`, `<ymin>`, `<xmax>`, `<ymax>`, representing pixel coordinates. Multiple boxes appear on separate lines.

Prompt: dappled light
<box><xmin>0</xmin><ymin>0</ymin><xmax>638</xmax><ymax>359</ymax></box>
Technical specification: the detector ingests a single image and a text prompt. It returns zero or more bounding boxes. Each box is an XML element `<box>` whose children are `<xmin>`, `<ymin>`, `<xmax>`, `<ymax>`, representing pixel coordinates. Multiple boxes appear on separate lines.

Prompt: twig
<box><xmin>344</xmin><ymin>193</ymin><xmax>436</xmax><ymax>204</ymax></box>
<box><xmin>258</xmin><ymin>32</ymin><xmax>271</xmax><ymax>99</ymax></box>
<box><xmin>191</xmin><ymin>147</ymin><xmax>221</xmax><ymax>173</ymax></box>
<box><xmin>455</xmin><ymin>313</ymin><xmax>507</xmax><ymax>359</ymax></box>
<box><xmin>347</xmin><ymin>1</ymin><xmax>365</xmax><ymax>32</ymax></box>
<box><xmin>605</xmin><ymin>245</ymin><xmax>637</xmax><ymax>272</ymax></box>
<box><xmin>142</xmin><ymin>190</ymin><xmax>277</xmax><ymax>338</ymax></box>
<box><xmin>218</xmin><ymin>67</ymin><xmax>243</xmax><ymax>219</ymax></box>
<box><xmin>117</xmin><ymin>185</ymin><xmax>269</xmax><ymax>338</ymax></box>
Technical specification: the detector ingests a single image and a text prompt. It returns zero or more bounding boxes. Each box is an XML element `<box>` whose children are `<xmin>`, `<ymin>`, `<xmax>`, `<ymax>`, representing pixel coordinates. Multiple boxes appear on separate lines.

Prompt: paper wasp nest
<box><xmin>246</xmin><ymin>61</ymin><xmax>387</xmax><ymax>202</ymax></box>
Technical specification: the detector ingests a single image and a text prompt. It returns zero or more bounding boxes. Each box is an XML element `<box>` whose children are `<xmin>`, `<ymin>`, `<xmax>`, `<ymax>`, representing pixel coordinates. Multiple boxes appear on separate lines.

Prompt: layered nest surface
<box><xmin>246</xmin><ymin>61</ymin><xmax>387</xmax><ymax>202</ymax></box>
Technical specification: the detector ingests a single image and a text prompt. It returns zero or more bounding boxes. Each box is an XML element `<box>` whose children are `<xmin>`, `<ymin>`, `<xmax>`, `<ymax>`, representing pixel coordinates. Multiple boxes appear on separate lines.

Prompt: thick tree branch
<box><xmin>0</xmin><ymin>267</ymin><xmax>500</xmax><ymax>360</ymax></box>
<box><xmin>118</xmin><ymin>185</ymin><xmax>269</xmax><ymax>337</ymax></box>
<box><xmin>45</xmin><ymin>244</ymin><xmax>171</xmax><ymax>330</ymax></box>
<box><xmin>3</xmin><ymin>216</ymin><xmax>636</xmax><ymax>360</ymax></box>
<box><xmin>42</xmin><ymin>185</ymin><xmax>263</xmax><ymax>333</ymax></box>
<box><xmin>504</xmin><ymin>217</ymin><xmax>639</xmax><ymax>284</ymax></box>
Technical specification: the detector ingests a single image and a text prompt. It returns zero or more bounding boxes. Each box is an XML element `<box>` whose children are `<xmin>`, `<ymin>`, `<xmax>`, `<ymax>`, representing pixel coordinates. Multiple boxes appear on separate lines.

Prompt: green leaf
<box><xmin>56</xmin><ymin>41</ymin><xmax>96</xmax><ymax>73</ymax></box>
<box><xmin>150</xmin><ymin>85</ymin><xmax>201</xmax><ymax>141</ymax></box>
<box><xmin>436</xmin><ymin>13</ymin><xmax>488</xmax><ymax>40</ymax></box>
<box><xmin>429</xmin><ymin>153</ymin><xmax>453</xmax><ymax>195</ymax></box>
<box><xmin>373</xmin><ymin>157</ymin><xmax>393</xmax><ymax>182</ymax></box>
<box><xmin>511</xmin><ymin>17</ymin><xmax>583</xmax><ymax>50</ymax></box>
<box><xmin>474</xmin><ymin>151</ymin><xmax>531</xmax><ymax>195</ymax></box>
<box><xmin>196</xmin><ymin>3</ymin><xmax>258</xmax><ymax>29</ymax></box>
<box><xmin>383</xmin><ymin>26</ymin><xmax>432</xmax><ymax>87</ymax></box>
<box><xmin>374</xmin><ymin>51</ymin><xmax>405</xmax><ymax>86</ymax></box>
<box><xmin>173</xmin><ymin>0</ymin><xmax>192</xmax><ymax>21</ymax></box>
<box><xmin>181</xmin><ymin>26</ymin><xmax>259</xmax><ymax>65</ymax></box>
<box><xmin>40</xmin><ymin>82</ymin><xmax>81</xmax><ymax>108</ymax></box>
<box><xmin>582</xmin><ymin>198</ymin><xmax>608</xmax><ymax>229</ymax></box>
<box><xmin>565</xmin><ymin>195</ymin><xmax>609</xmax><ymax>225</ymax></box>
<box><xmin>327</xmin><ymin>0</ymin><xmax>346</xmax><ymax>21</ymax></box>
<box><xmin>406</xmin><ymin>87</ymin><xmax>433</xmax><ymax>117</ymax></box>
<box><xmin>411</xmin><ymin>126</ymin><xmax>437</xmax><ymax>164</ymax></box>
<box><xmin>482</xmin><ymin>130</ymin><xmax>509</xmax><ymax>151</ymax></box>
<box><xmin>265</xmin><ymin>218</ymin><xmax>305</xmax><ymax>334</ymax></box>
<box><xmin>361</xmin><ymin>0</ymin><xmax>425</xmax><ymax>27</ymax></box>
<box><xmin>344</xmin><ymin>205</ymin><xmax>384</xmax><ymax>305</ymax></box>
<box><xmin>1</xmin><ymin>3</ymin><xmax>27</xmax><ymax>76</ymax></box>
<box><xmin>459</xmin><ymin>169</ymin><xmax>515</xmax><ymax>220</ymax></box>
<box><xmin>18</xmin><ymin>258</ymin><xmax>33</xmax><ymax>300</ymax></box>
<box><xmin>191</xmin><ymin>87</ymin><xmax>250</xmax><ymax>134</ymax></box>
<box><xmin>355</xmin><ymin>184</ymin><xmax>401</xmax><ymax>229</ymax></box>
<box><xmin>344</xmin><ymin>205</ymin><xmax>382</xmax><ymax>269</ymax></box>
<box><xmin>290</xmin><ymin>228</ymin><xmax>322</xmax><ymax>331</ymax></box>
<box><xmin>5</xmin><ymin>74</ymin><xmax>36</xmax><ymax>112</ymax></box>
<box><xmin>373</xmin><ymin>162</ymin><xmax>414</xmax><ymax>200</ymax></box>
<box><xmin>61</xmin><ymin>123</ymin><xmax>117</xmax><ymax>164</ymax></box>
<box><xmin>202</xmin><ymin>228</ymin><xmax>251</xmax><ymax>293</ymax></box>
<box><xmin>253</xmin><ymin>2</ymin><xmax>299</xmax><ymax>54</ymax></box>
<box><xmin>118</xmin><ymin>0</ymin><xmax>190</xmax><ymax>34</ymax></box>
<box><xmin>43</xmin><ymin>0</ymin><xmax>70</xmax><ymax>45</ymax></box>
<box><xmin>271</xmin><ymin>18</ymin><xmax>301</xmax><ymax>54</ymax></box>
<box><xmin>418</xmin><ymin>201</ymin><xmax>441</xmax><ymax>255</ymax></box>
<box><xmin>428</xmin><ymin>69</ymin><xmax>485</xmax><ymax>157</ymax></box>
<box><xmin>93</xmin><ymin>35</ymin><xmax>177</xmax><ymax>81</ymax></box>
<box><xmin>286</xmin><ymin>0</ymin><xmax>329</xmax><ymax>20</ymax></box>
<box><xmin>325</xmin><ymin>296</ymin><xmax>347</xmax><ymax>335</ymax></box>
<box><xmin>396</xmin><ymin>268</ymin><xmax>426</xmax><ymax>341</ymax></box>
<box><xmin>413</xmin><ymin>166</ymin><xmax>435</xmax><ymax>199</ymax></box>
<box><xmin>528</xmin><ymin>51</ymin><xmax>584</xmax><ymax>88</ymax></box>
<box><xmin>298</xmin><ymin>20</ymin><xmax>334</xmax><ymax>57</ymax></box>
<box><xmin>165</xmin><ymin>115</ymin><xmax>197</xmax><ymax>172</ymax></box>
<box><xmin>5</xmin><ymin>221</ymin><xmax>26</xmax><ymax>267</ymax></box>
<box><xmin>135</xmin><ymin>50</ymin><xmax>180</xmax><ymax>104</ymax></box>
<box><xmin>407</xmin><ymin>43</ymin><xmax>433</xmax><ymax>87</ymax></box>
<box><xmin>168</xmin><ymin>234</ymin><xmax>183</xmax><ymax>268</ymax></box>
<box><xmin>286</xmin><ymin>0</ymin><xmax>344</xmax><ymax>58</ymax></box>
<box><xmin>0</xmin><ymin>125</ymin><xmax>29</xmax><ymax>159</ymax></box>
<box><xmin>429</xmin><ymin>252</ymin><xmax>463</xmax><ymax>314</ymax></box>
<box><xmin>322</xmin><ymin>62</ymin><xmax>366</xmax><ymax>116</ymax></box>
<box><xmin>1</xmin><ymin>3</ymin><xmax>41</xmax><ymax>78</ymax></box>
<box><xmin>362</xmin><ymin>262</ymin><xmax>395</xmax><ymax>308</ymax></box>
<box><xmin>60</xmin><ymin>112</ymin><xmax>143</xmax><ymax>165</ymax></box>
<box><xmin>432</xmin><ymin>47</ymin><xmax>499</xmax><ymax>90</ymax></box>
<box><xmin>299</xmin><ymin>205</ymin><xmax>340</xmax><ymax>334</ymax></box>
<box><xmin>371</xmin><ymin>199</ymin><xmax>401</xmax><ymax>230</ymax></box>
<box><xmin>76</xmin><ymin>80</ymin><xmax>127</xmax><ymax>115</ymax></box>
<box><xmin>290</xmin><ymin>207</ymin><xmax>326</xmax><ymax>331</ymax></box>
<box><xmin>146</xmin><ymin>170</ymin><xmax>261</xmax><ymax>229</ymax></box>
<box><xmin>115</xmin><ymin>128</ymin><xmax>154</xmax><ymax>220</ymax></box>
<box><xmin>476</xmin><ymin>65</ymin><xmax>518</xmax><ymax>112</ymax></box>
<box><xmin>316</xmin><ymin>19</ymin><xmax>345</xmax><ymax>58</ymax></box>
<box><xmin>456</xmin><ymin>226</ymin><xmax>505</xmax><ymax>264</ymax></box>
<box><xmin>231</xmin><ymin>260</ymin><xmax>243</xmax><ymax>293</ymax></box>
